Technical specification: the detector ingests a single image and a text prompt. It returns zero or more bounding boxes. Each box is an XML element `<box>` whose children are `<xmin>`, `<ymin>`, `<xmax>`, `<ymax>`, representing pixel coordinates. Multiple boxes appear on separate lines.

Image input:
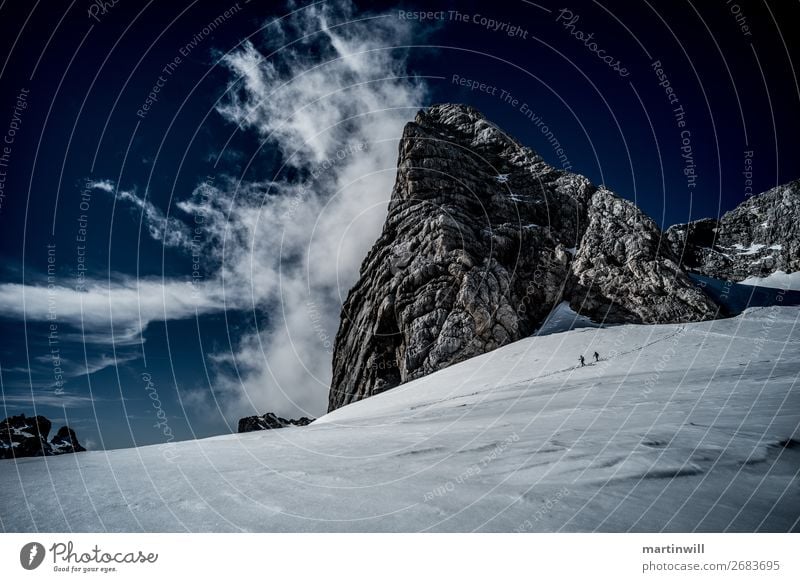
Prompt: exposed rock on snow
<box><xmin>329</xmin><ymin>104</ymin><xmax>718</xmax><ymax>411</ymax></box>
<box><xmin>237</xmin><ymin>413</ymin><xmax>314</xmax><ymax>433</ymax></box>
<box><xmin>0</xmin><ymin>414</ymin><xmax>85</xmax><ymax>459</ymax></box>
<box><xmin>667</xmin><ymin>179</ymin><xmax>800</xmax><ymax>281</ymax></box>
<box><xmin>50</xmin><ymin>426</ymin><xmax>87</xmax><ymax>455</ymax></box>
<box><xmin>0</xmin><ymin>414</ymin><xmax>51</xmax><ymax>458</ymax></box>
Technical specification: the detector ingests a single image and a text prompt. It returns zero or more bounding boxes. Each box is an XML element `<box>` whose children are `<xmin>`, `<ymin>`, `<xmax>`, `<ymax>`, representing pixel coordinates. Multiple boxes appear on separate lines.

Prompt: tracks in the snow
<box><xmin>406</xmin><ymin>326</ymin><xmax>688</xmax><ymax>414</ymax></box>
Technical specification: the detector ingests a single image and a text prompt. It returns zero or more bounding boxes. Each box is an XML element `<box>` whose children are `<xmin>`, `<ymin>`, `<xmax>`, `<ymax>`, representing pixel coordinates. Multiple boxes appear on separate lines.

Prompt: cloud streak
<box><xmin>0</xmin><ymin>278</ymin><xmax>225</xmax><ymax>339</ymax></box>
<box><xmin>1</xmin><ymin>391</ymin><xmax>101</xmax><ymax>408</ymax></box>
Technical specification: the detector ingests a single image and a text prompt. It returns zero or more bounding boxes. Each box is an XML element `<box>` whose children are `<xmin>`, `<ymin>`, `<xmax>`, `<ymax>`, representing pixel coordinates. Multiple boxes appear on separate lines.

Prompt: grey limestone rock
<box><xmin>328</xmin><ymin>104</ymin><xmax>720</xmax><ymax>412</ymax></box>
<box><xmin>666</xmin><ymin>180</ymin><xmax>800</xmax><ymax>282</ymax></box>
<box><xmin>569</xmin><ymin>190</ymin><xmax>718</xmax><ymax>323</ymax></box>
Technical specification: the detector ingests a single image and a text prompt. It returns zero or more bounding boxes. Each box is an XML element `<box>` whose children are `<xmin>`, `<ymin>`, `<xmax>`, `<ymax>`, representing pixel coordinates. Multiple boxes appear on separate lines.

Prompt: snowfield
<box><xmin>2</xmin><ymin>307</ymin><xmax>799</xmax><ymax>532</ymax></box>
<box><xmin>741</xmin><ymin>270</ymin><xmax>800</xmax><ymax>292</ymax></box>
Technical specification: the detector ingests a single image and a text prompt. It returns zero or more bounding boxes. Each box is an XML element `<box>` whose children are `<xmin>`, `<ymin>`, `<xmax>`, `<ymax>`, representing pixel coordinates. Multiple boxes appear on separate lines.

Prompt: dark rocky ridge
<box><xmin>569</xmin><ymin>192</ymin><xmax>720</xmax><ymax>323</ymax></box>
<box><xmin>328</xmin><ymin>104</ymin><xmax>719</xmax><ymax>412</ymax></box>
<box><xmin>50</xmin><ymin>426</ymin><xmax>86</xmax><ymax>454</ymax></box>
<box><xmin>237</xmin><ymin>413</ymin><xmax>314</xmax><ymax>433</ymax></box>
<box><xmin>666</xmin><ymin>180</ymin><xmax>800</xmax><ymax>282</ymax></box>
<box><xmin>1</xmin><ymin>414</ymin><xmax>86</xmax><ymax>459</ymax></box>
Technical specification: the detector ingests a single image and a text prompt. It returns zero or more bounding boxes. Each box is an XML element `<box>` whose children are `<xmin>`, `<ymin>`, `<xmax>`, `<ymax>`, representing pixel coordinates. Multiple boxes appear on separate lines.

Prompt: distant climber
<box><xmin>593</xmin><ymin>351</ymin><xmax>600</xmax><ymax>362</ymax></box>
<box><xmin>579</xmin><ymin>355</ymin><xmax>585</xmax><ymax>367</ymax></box>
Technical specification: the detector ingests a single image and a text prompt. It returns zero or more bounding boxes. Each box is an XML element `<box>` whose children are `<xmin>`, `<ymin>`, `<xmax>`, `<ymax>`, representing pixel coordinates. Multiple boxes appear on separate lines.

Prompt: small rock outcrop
<box><xmin>50</xmin><ymin>426</ymin><xmax>87</xmax><ymax>455</ymax></box>
<box><xmin>667</xmin><ymin>180</ymin><xmax>800</xmax><ymax>282</ymax></box>
<box><xmin>328</xmin><ymin>104</ymin><xmax>719</xmax><ymax>411</ymax></box>
<box><xmin>0</xmin><ymin>414</ymin><xmax>86</xmax><ymax>459</ymax></box>
<box><xmin>237</xmin><ymin>413</ymin><xmax>314</xmax><ymax>433</ymax></box>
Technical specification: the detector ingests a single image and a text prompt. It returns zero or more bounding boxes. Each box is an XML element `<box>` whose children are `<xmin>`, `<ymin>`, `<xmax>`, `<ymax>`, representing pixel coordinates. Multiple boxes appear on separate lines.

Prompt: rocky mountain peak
<box><xmin>667</xmin><ymin>179</ymin><xmax>800</xmax><ymax>281</ymax></box>
<box><xmin>569</xmin><ymin>190</ymin><xmax>716</xmax><ymax>323</ymax></box>
<box><xmin>328</xmin><ymin>104</ymin><xmax>719</xmax><ymax>412</ymax></box>
<box><xmin>414</xmin><ymin>103</ymin><xmax>534</xmax><ymax>159</ymax></box>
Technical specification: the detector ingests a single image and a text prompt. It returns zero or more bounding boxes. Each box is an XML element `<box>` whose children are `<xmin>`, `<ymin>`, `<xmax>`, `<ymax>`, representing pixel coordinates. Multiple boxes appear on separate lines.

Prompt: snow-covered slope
<box><xmin>741</xmin><ymin>270</ymin><xmax>800</xmax><ymax>292</ymax></box>
<box><xmin>2</xmin><ymin>307</ymin><xmax>799</xmax><ymax>532</ymax></box>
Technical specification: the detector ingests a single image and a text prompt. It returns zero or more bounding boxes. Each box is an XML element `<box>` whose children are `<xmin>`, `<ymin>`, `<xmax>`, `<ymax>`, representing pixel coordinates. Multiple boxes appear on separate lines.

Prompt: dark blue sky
<box><xmin>1</xmin><ymin>0</ymin><xmax>798</xmax><ymax>451</ymax></box>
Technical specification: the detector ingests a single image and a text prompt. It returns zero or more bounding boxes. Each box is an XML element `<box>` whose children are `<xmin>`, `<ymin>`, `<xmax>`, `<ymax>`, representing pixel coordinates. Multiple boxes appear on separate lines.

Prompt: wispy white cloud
<box><xmin>1</xmin><ymin>0</ymin><xmax>426</xmax><ymax>420</ymax></box>
<box><xmin>86</xmin><ymin>179</ymin><xmax>114</xmax><ymax>193</ymax></box>
<box><xmin>185</xmin><ymin>0</ymin><xmax>426</xmax><ymax>420</ymax></box>
<box><xmin>91</xmin><ymin>182</ymin><xmax>192</xmax><ymax>249</ymax></box>
<box><xmin>68</xmin><ymin>353</ymin><xmax>141</xmax><ymax>377</ymax></box>
<box><xmin>0</xmin><ymin>276</ymin><xmax>227</xmax><ymax>380</ymax></box>
<box><xmin>110</xmin><ymin>1</ymin><xmax>426</xmax><ymax>421</ymax></box>
<box><xmin>0</xmin><ymin>278</ymin><xmax>225</xmax><ymax>337</ymax></box>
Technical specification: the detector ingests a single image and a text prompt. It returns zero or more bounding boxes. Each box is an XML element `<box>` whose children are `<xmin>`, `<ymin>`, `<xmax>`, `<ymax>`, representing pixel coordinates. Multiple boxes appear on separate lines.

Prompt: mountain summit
<box><xmin>328</xmin><ymin>104</ymin><xmax>718</xmax><ymax>411</ymax></box>
<box><xmin>666</xmin><ymin>179</ymin><xmax>800</xmax><ymax>281</ymax></box>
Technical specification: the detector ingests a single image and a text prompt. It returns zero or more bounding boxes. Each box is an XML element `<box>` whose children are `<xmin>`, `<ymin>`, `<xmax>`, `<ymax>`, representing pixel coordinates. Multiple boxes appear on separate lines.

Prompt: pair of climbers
<box><xmin>579</xmin><ymin>352</ymin><xmax>600</xmax><ymax>367</ymax></box>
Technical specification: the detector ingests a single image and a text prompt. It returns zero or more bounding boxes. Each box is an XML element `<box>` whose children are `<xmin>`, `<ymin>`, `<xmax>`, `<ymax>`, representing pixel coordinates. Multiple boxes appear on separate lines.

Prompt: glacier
<box><xmin>1</xmin><ymin>306</ymin><xmax>798</xmax><ymax>532</ymax></box>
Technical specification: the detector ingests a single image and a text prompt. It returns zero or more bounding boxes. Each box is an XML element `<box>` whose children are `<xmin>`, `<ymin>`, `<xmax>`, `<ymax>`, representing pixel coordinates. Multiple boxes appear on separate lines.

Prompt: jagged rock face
<box><xmin>237</xmin><ymin>413</ymin><xmax>314</xmax><ymax>433</ymax></box>
<box><xmin>1</xmin><ymin>414</ymin><xmax>52</xmax><ymax>459</ymax></box>
<box><xmin>328</xmin><ymin>104</ymin><xmax>719</xmax><ymax>412</ymax></box>
<box><xmin>50</xmin><ymin>426</ymin><xmax>86</xmax><ymax>454</ymax></box>
<box><xmin>0</xmin><ymin>414</ymin><xmax>86</xmax><ymax>459</ymax></box>
<box><xmin>664</xmin><ymin>218</ymin><xmax>719</xmax><ymax>272</ymax></box>
<box><xmin>570</xmin><ymin>191</ymin><xmax>719</xmax><ymax>323</ymax></box>
<box><xmin>667</xmin><ymin>180</ymin><xmax>800</xmax><ymax>281</ymax></box>
<box><xmin>329</xmin><ymin>104</ymin><xmax>593</xmax><ymax>410</ymax></box>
